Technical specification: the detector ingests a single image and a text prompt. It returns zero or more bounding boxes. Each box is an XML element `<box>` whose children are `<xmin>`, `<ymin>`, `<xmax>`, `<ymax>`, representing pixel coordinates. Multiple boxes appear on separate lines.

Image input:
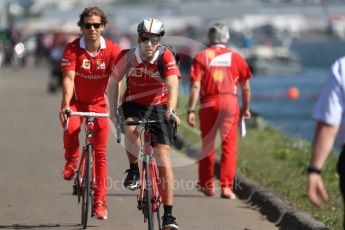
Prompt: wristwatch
<box><xmin>307</xmin><ymin>166</ymin><xmax>322</xmax><ymax>175</ymax></box>
<box><xmin>187</xmin><ymin>108</ymin><xmax>195</xmax><ymax>114</ymax></box>
<box><xmin>168</xmin><ymin>108</ymin><xmax>176</xmax><ymax>115</ymax></box>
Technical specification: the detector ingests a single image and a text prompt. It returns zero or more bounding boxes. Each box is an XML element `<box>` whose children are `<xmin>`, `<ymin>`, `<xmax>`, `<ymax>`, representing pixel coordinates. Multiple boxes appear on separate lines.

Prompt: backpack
<box><xmin>125</xmin><ymin>45</ymin><xmax>180</xmax><ymax>81</ymax></box>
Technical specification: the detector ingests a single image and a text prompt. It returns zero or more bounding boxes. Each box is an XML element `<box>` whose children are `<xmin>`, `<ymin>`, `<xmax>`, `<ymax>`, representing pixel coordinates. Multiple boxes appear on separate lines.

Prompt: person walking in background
<box><xmin>59</xmin><ymin>7</ymin><xmax>121</xmax><ymax>219</ymax></box>
<box><xmin>187</xmin><ymin>23</ymin><xmax>252</xmax><ymax>199</ymax></box>
<box><xmin>307</xmin><ymin>56</ymin><xmax>345</xmax><ymax>229</ymax></box>
<box><xmin>107</xmin><ymin>18</ymin><xmax>180</xmax><ymax>229</ymax></box>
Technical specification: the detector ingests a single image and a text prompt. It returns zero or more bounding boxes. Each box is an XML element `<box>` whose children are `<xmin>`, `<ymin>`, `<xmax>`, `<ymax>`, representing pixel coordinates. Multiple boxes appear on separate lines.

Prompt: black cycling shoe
<box><xmin>162</xmin><ymin>214</ymin><xmax>179</xmax><ymax>229</ymax></box>
<box><xmin>123</xmin><ymin>168</ymin><xmax>140</xmax><ymax>190</ymax></box>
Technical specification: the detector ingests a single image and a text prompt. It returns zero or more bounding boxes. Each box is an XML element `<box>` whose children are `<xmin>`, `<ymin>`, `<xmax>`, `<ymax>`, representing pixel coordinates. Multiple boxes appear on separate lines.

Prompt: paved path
<box><xmin>0</xmin><ymin>66</ymin><xmax>277</xmax><ymax>230</ymax></box>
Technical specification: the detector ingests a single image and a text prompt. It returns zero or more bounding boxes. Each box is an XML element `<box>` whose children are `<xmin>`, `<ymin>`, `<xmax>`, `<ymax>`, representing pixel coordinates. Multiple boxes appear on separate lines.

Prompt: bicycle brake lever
<box><xmin>63</xmin><ymin>118</ymin><xmax>69</xmax><ymax>131</ymax></box>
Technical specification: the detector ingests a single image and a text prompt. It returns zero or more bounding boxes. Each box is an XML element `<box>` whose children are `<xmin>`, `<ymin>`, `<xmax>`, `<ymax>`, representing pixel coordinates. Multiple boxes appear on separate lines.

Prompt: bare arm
<box><xmin>107</xmin><ymin>77</ymin><xmax>122</xmax><ymax>119</ymax></box>
<box><xmin>307</xmin><ymin>121</ymin><xmax>338</xmax><ymax>208</ymax></box>
<box><xmin>60</xmin><ymin>71</ymin><xmax>75</xmax><ymax>122</ymax></box>
<box><xmin>166</xmin><ymin>75</ymin><xmax>179</xmax><ymax>110</ymax></box>
<box><xmin>309</xmin><ymin>121</ymin><xmax>338</xmax><ymax>170</ymax></box>
<box><xmin>239</xmin><ymin>79</ymin><xmax>251</xmax><ymax>120</ymax></box>
<box><xmin>187</xmin><ymin>80</ymin><xmax>200</xmax><ymax>127</ymax></box>
<box><xmin>187</xmin><ymin>80</ymin><xmax>200</xmax><ymax>112</ymax></box>
<box><xmin>165</xmin><ymin>75</ymin><xmax>180</xmax><ymax>124</ymax></box>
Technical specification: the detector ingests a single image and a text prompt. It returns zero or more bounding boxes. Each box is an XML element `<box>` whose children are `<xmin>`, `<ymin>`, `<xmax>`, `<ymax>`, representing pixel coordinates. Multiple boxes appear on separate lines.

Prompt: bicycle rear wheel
<box><xmin>81</xmin><ymin>144</ymin><xmax>93</xmax><ymax>229</ymax></box>
<box><xmin>145</xmin><ymin>154</ymin><xmax>154</xmax><ymax>230</ymax></box>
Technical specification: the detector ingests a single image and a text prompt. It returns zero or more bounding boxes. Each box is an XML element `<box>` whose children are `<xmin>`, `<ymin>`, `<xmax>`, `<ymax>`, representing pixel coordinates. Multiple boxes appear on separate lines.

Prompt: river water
<box><xmin>251</xmin><ymin>69</ymin><xmax>328</xmax><ymax>141</ymax></box>
<box><xmin>251</xmin><ymin>40</ymin><xmax>345</xmax><ymax>141</ymax></box>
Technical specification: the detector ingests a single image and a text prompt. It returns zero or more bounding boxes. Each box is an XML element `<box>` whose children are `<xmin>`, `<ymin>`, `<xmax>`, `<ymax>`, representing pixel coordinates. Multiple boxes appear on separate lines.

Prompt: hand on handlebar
<box><xmin>165</xmin><ymin>109</ymin><xmax>180</xmax><ymax>126</ymax></box>
<box><xmin>60</xmin><ymin>107</ymin><xmax>71</xmax><ymax>129</ymax></box>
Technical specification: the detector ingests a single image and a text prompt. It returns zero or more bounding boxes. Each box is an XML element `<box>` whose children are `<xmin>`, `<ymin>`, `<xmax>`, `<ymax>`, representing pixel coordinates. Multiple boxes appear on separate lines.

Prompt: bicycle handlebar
<box><xmin>124</xmin><ymin>120</ymin><xmax>162</xmax><ymax>126</ymax></box>
<box><xmin>115</xmin><ymin>113</ymin><xmax>178</xmax><ymax>144</ymax></box>
<box><xmin>121</xmin><ymin>119</ymin><xmax>177</xmax><ymax>142</ymax></box>
<box><xmin>67</xmin><ymin>111</ymin><xmax>109</xmax><ymax>118</ymax></box>
<box><xmin>63</xmin><ymin>110</ymin><xmax>109</xmax><ymax>131</ymax></box>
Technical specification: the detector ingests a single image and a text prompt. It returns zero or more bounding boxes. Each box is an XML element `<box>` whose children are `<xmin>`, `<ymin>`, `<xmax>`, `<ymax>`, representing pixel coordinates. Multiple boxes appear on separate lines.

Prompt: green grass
<box><xmin>176</xmin><ymin>96</ymin><xmax>343</xmax><ymax>229</ymax></box>
<box><xmin>237</xmin><ymin>124</ymin><xmax>342</xmax><ymax>229</ymax></box>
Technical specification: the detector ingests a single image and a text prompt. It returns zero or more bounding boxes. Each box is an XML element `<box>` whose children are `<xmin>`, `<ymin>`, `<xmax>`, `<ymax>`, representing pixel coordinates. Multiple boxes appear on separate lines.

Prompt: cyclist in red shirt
<box><xmin>187</xmin><ymin>23</ymin><xmax>252</xmax><ymax>199</ymax></box>
<box><xmin>107</xmin><ymin>18</ymin><xmax>180</xmax><ymax>229</ymax></box>
<box><xmin>59</xmin><ymin>7</ymin><xmax>121</xmax><ymax>219</ymax></box>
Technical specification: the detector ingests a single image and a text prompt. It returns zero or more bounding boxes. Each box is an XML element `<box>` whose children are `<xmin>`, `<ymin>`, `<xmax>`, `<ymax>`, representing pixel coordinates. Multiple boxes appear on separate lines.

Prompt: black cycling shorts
<box><xmin>119</xmin><ymin>102</ymin><xmax>175</xmax><ymax>146</ymax></box>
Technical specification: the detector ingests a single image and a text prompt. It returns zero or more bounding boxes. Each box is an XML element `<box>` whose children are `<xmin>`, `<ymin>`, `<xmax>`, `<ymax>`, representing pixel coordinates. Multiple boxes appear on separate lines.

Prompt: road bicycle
<box><xmin>117</xmin><ymin>116</ymin><xmax>177</xmax><ymax>230</ymax></box>
<box><xmin>64</xmin><ymin>111</ymin><xmax>109</xmax><ymax>229</ymax></box>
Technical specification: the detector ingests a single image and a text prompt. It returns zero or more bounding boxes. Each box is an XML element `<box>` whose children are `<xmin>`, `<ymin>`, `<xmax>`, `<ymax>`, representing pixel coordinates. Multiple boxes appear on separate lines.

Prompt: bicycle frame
<box><xmin>120</xmin><ymin>120</ymin><xmax>163</xmax><ymax>230</ymax></box>
<box><xmin>66</xmin><ymin>111</ymin><xmax>108</xmax><ymax>229</ymax></box>
<box><xmin>138</xmin><ymin>128</ymin><xmax>163</xmax><ymax>228</ymax></box>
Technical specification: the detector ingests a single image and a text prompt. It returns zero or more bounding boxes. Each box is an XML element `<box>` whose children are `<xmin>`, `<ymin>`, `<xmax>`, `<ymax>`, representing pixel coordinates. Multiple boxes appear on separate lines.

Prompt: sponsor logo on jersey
<box><xmin>212</xmin><ymin>70</ymin><xmax>225</xmax><ymax>82</ymax></box>
<box><xmin>81</xmin><ymin>59</ymin><xmax>91</xmax><ymax>69</ymax></box>
<box><xmin>135</xmin><ymin>69</ymin><xmax>142</xmax><ymax>77</ymax></box>
<box><xmin>96</xmin><ymin>59</ymin><xmax>106</xmax><ymax>70</ymax></box>
<box><xmin>76</xmin><ymin>73</ymin><xmax>108</xmax><ymax>80</ymax></box>
<box><xmin>207</xmin><ymin>50</ymin><xmax>216</xmax><ymax>60</ymax></box>
<box><xmin>209</xmin><ymin>52</ymin><xmax>232</xmax><ymax>67</ymax></box>
<box><xmin>128</xmin><ymin>68</ymin><xmax>142</xmax><ymax>77</ymax></box>
<box><xmin>128</xmin><ymin>68</ymin><xmax>143</xmax><ymax>77</ymax></box>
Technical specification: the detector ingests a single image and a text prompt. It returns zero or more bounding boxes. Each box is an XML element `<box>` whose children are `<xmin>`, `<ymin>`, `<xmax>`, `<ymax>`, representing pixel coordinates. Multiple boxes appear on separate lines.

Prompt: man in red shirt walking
<box><xmin>187</xmin><ymin>23</ymin><xmax>252</xmax><ymax>199</ymax></box>
<box><xmin>59</xmin><ymin>7</ymin><xmax>121</xmax><ymax>219</ymax></box>
<box><xmin>107</xmin><ymin>18</ymin><xmax>180</xmax><ymax>229</ymax></box>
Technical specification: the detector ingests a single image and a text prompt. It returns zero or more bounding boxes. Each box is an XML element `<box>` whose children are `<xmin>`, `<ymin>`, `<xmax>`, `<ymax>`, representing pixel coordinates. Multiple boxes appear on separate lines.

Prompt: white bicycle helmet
<box><xmin>137</xmin><ymin>18</ymin><xmax>165</xmax><ymax>37</ymax></box>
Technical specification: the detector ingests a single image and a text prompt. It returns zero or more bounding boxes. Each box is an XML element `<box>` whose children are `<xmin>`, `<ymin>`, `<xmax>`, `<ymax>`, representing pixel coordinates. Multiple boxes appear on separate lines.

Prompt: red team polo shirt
<box><xmin>190</xmin><ymin>45</ymin><xmax>252</xmax><ymax>101</ymax></box>
<box><xmin>61</xmin><ymin>37</ymin><xmax>121</xmax><ymax>111</ymax></box>
<box><xmin>111</xmin><ymin>47</ymin><xmax>181</xmax><ymax>106</ymax></box>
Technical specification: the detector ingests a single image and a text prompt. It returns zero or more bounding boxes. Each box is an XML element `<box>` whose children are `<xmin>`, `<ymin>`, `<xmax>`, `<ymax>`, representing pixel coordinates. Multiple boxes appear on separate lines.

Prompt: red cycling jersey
<box><xmin>61</xmin><ymin>37</ymin><xmax>121</xmax><ymax>111</ymax></box>
<box><xmin>190</xmin><ymin>45</ymin><xmax>252</xmax><ymax>101</ymax></box>
<box><xmin>111</xmin><ymin>47</ymin><xmax>181</xmax><ymax>106</ymax></box>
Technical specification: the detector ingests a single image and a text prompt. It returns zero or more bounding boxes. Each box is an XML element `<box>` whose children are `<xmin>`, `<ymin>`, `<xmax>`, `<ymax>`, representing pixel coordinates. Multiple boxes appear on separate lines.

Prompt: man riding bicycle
<box><xmin>59</xmin><ymin>7</ymin><xmax>121</xmax><ymax>220</ymax></box>
<box><xmin>107</xmin><ymin>18</ymin><xmax>180</xmax><ymax>229</ymax></box>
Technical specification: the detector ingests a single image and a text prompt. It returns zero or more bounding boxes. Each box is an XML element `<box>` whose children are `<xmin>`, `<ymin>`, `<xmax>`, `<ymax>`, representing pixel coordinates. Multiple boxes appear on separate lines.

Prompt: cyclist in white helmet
<box><xmin>108</xmin><ymin>18</ymin><xmax>180</xmax><ymax>229</ymax></box>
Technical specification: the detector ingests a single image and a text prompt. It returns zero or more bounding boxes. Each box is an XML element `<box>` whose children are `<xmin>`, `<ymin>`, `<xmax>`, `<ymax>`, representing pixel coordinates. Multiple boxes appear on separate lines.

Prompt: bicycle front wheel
<box><xmin>145</xmin><ymin>155</ymin><xmax>154</xmax><ymax>230</ymax></box>
<box><xmin>81</xmin><ymin>144</ymin><xmax>93</xmax><ymax>229</ymax></box>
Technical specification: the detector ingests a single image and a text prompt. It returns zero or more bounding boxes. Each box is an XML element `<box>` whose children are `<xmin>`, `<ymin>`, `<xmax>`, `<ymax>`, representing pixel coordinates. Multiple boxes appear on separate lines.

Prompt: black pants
<box><xmin>338</xmin><ymin>146</ymin><xmax>345</xmax><ymax>229</ymax></box>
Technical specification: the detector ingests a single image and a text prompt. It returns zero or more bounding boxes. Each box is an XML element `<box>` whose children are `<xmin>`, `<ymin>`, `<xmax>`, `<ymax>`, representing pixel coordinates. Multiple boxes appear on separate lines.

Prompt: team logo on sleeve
<box><xmin>61</xmin><ymin>58</ymin><xmax>70</xmax><ymax>67</ymax></box>
<box><xmin>96</xmin><ymin>59</ymin><xmax>106</xmax><ymax>70</ymax></box>
<box><xmin>81</xmin><ymin>59</ymin><xmax>91</xmax><ymax>69</ymax></box>
<box><xmin>165</xmin><ymin>61</ymin><xmax>177</xmax><ymax>70</ymax></box>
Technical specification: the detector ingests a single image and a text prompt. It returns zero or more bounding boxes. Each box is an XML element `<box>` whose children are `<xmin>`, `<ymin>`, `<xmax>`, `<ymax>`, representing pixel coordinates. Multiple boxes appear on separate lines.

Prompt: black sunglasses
<box><xmin>140</xmin><ymin>36</ymin><xmax>160</xmax><ymax>45</ymax></box>
<box><xmin>83</xmin><ymin>23</ymin><xmax>102</xmax><ymax>29</ymax></box>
